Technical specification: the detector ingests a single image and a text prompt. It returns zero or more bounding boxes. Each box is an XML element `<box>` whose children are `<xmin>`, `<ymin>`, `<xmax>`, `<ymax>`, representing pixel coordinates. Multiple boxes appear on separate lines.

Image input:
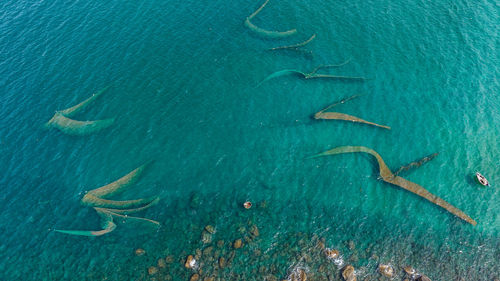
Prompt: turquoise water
<box><xmin>0</xmin><ymin>0</ymin><xmax>498</xmax><ymax>280</ymax></box>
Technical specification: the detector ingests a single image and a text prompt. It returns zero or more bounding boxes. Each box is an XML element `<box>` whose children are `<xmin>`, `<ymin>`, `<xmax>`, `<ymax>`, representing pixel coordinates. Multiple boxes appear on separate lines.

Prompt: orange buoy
<box><xmin>243</xmin><ymin>201</ymin><xmax>252</xmax><ymax>209</ymax></box>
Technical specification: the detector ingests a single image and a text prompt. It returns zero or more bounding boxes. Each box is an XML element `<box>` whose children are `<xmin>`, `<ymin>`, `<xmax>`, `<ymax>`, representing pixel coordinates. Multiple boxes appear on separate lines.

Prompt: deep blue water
<box><xmin>0</xmin><ymin>0</ymin><xmax>498</xmax><ymax>280</ymax></box>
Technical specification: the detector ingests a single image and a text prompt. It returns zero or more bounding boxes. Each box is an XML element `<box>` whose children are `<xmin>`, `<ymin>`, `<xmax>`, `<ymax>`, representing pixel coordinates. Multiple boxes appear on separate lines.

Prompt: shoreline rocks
<box><xmin>190</xmin><ymin>273</ymin><xmax>200</xmax><ymax>281</ymax></box>
<box><xmin>403</xmin><ymin>266</ymin><xmax>416</xmax><ymax>275</ymax></box>
<box><xmin>138</xmin><ymin>221</ymin><xmax>453</xmax><ymax>281</ymax></box>
<box><xmin>378</xmin><ymin>264</ymin><xmax>394</xmax><ymax>278</ymax></box>
<box><xmin>325</xmin><ymin>248</ymin><xmax>339</xmax><ymax>259</ymax></box>
<box><xmin>185</xmin><ymin>255</ymin><xmax>196</xmax><ymax>269</ymax></box>
<box><xmin>342</xmin><ymin>265</ymin><xmax>356</xmax><ymax>281</ymax></box>
<box><xmin>299</xmin><ymin>269</ymin><xmax>307</xmax><ymax>281</ymax></box>
<box><xmin>416</xmin><ymin>275</ymin><xmax>432</xmax><ymax>281</ymax></box>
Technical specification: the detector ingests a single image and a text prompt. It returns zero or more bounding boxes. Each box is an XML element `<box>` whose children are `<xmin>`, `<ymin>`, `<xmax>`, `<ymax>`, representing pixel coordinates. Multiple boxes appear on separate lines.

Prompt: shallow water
<box><xmin>0</xmin><ymin>0</ymin><xmax>498</xmax><ymax>280</ymax></box>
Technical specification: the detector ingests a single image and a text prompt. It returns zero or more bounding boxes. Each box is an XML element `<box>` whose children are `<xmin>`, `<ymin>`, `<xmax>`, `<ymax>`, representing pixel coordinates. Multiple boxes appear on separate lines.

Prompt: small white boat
<box><xmin>475</xmin><ymin>172</ymin><xmax>490</xmax><ymax>186</ymax></box>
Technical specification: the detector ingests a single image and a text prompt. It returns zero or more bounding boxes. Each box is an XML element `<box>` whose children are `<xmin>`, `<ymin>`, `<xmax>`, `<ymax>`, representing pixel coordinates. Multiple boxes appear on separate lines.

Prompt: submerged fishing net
<box><xmin>309</xmin><ymin>146</ymin><xmax>476</xmax><ymax>225</ymax></box>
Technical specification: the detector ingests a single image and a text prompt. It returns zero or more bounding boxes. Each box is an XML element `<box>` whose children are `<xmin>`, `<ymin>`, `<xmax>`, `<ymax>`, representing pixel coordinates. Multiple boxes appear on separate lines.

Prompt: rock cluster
<box><xmin>139</xmin><ymin>216</ymin><xmax>440</xmax><ymax>281</ymax></box>
<box><xmin>143</xmin><ymin>218</ymin><xmax>268</xmax><ymax>280</ymax></box>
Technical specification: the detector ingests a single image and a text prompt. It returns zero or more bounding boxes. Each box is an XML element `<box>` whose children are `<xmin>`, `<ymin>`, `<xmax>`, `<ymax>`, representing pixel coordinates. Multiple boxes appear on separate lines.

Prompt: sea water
<box><xmin>0</xmin><ymin>0</ymin><xmax>498</xmax><ymax>280</ymax></box>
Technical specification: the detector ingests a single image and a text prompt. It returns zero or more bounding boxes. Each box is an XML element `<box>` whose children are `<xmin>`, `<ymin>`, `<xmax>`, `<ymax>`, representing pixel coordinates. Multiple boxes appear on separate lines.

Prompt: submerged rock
<box><xmin>233</xmin><ymin>239</ymin><xmax>243</xmax><ymax>249</ymax></box>
<box><xmin>342</xmin><ymin>265</ymin><xmax>356</xmax><ymax>281</ymax></box>
<box><xmin>378</xmin><ymin>264</ymin><xmax>394</xmax><ymax>278</ymax></box>
<box><xmin>258</xmin><ymin>200</ymin><xmax>268</xmax><ymax>208</ymax></box>
<box><xmin>216</xmin><ymin>240</ymin><xmax>225</xmax><ymax>248</ymax></box>
<box><xmin>219</xmin><ymin>257</ymin><xmax>226</xmax><ymax>268</ymax></box>
<box><xmin>201</xmin><ymin>230</ymin><xmax>212</xmax><ymax>244</ymax></box>
<box><xmin>244</xmin><ymin>235</ymin><xmax>253</xmax><ymax>243</ymax></box>
<box><xmin>190</xmin><ymin>193</ymin><xmax>201</xmax><ymax>209</ymax></box>
<box><xmin>203</xmin><ymin>246</ymin><xmax>213</xmax><ymax>257</ymax></box>
<box><xmin>316</xmin><ymin>239</ymin><xmax>325</xmax><ymax>250</ymax></box>
<box><xmin>259</xmin><ymin>266</ymin><xmax>267</xmax><ymax>274</ymax></box>
<box><xmin>318</xmin><ymin>263</ymin><xmax>327</xmax><ymax>273</ymax></box>
<box><xmin>253</xmin><ymin>249</ymin><xmax>262</xmax><ymax>257</ymax></box>
<box><xmin>348</xmin><ymin>253</ymin><xmax>359</xmax><ymax>263</ymax></box>
<box><xmin>195</xmin><ymin>249</ymin><xmax>202</xmax><ymax>260</ymax></box>
<box><xmin>148</xmin><ymin>266</ymin><xmax>158</xmax><ymax>275</ymax></box>
<box><xmin>265</xmin><ymin>275</ymin><xmax>278</xmax><ymax>281</ymax></box>
<box><xmin>134</xmin><ymin>248</ymin><xmax>146</xmax><ymax>256</ymax></box>
<box><xmin>238</xmin><ymin>226</ymin><xmax>246</xmax><ymax>234</ymax></box>
<box><xmin>165</xmin><ymin>255</ymin><xmax>174</xmax><ymax>263</ymax></box>
<box><xmin>190</xmin><ymin>273</ymin><xmax>200</xmax><ymax>281</ymax></box>
<box><xmin>157</xmin><ymin>258</ymin><xmax>166</xmax><ymax>268</ymax></box>
<box><xmin>249</xmin><ymin>225</ymin><xmax>260</xmax><ymax>237</ymax></box>
<box><xmin>205</xmin><ymin>225</ymin><xmax>216</xmax><ymax>234</ymax></box>
<box><xmin>228</xmin><ymin>250</ymin><xmax>236</xmax><ymax>262</ymax></box>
